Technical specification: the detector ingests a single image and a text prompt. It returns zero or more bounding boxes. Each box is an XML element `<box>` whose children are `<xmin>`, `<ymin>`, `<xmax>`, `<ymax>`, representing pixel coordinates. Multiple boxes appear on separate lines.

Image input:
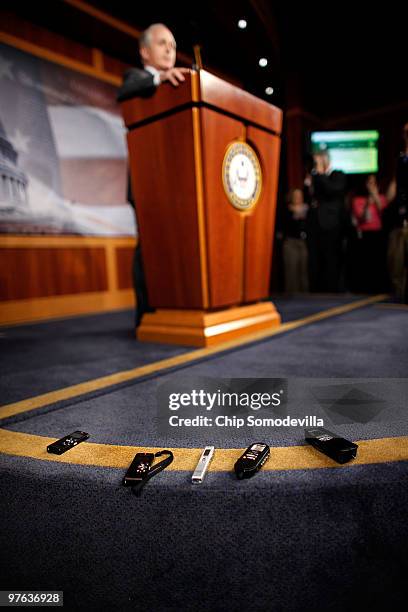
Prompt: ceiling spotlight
<box><xmin>265</xmin><ymin>87</ymin><xmax>274</xmax><ymax>96</ymax></box>
<box><xmin>259</xmin><ymin>58</ymin><xmax>268</xmax><ymax>67</ymax></box>
<box><xmin>238</xmin><ymin>19</ymin><xmax>247</xmax><ymax>29</ymax></box>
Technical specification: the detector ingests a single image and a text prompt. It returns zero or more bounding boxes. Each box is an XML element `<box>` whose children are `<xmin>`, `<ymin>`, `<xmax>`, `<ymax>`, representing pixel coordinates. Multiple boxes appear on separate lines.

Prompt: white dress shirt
<box><xmin>144</xmin><ymin>65</ymin><xmax>161</xmax><ymax>86</ymax></box>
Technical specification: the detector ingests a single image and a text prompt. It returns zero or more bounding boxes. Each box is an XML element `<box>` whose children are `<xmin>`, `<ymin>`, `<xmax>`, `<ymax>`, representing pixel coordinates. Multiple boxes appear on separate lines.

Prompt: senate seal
<box><xmin>222</xmin><ymin>141</ymin><xmax>262</xmax><ymax>211</ymax></box>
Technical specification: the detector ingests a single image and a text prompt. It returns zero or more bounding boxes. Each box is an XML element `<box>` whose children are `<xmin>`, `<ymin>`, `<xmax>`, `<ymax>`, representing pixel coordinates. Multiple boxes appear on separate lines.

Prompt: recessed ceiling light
<box><xmin>265</xmin><ymin>87</ymin><xmax>274</xmax><ymax>95</ymax></box>
<box><xmin>238</xmin><ymin>19</ymin><xmax>247</xmax><ymax>29</ymax></box>
<box><xmin>259</xmin><ymin>58</ymin><xmax>268</xmax><ymax>68</ymax></box>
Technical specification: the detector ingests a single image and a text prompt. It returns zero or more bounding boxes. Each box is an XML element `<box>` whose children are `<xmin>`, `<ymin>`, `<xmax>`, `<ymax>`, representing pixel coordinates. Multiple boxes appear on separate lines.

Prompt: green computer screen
<box><xmin>311</xmin><ymin>130</ymin><xmax>379</xmax><ymax>174</ymax></box>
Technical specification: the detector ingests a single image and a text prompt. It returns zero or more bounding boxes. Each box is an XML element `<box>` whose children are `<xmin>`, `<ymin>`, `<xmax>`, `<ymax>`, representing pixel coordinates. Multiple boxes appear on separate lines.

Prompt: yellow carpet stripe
<box><xmin>0</xmin><ymin>430</ymin><xmax>406</xmax><ymax>470</ymax></box>
<box><xmin>375</xmin><ymin>303</ymin><xmax>408</xmax><ymax>311</ymax></box>
<box><xmin>0</xmin><ymin>295</ymin><xmax>388</xmax><ymax>420</ymax></box>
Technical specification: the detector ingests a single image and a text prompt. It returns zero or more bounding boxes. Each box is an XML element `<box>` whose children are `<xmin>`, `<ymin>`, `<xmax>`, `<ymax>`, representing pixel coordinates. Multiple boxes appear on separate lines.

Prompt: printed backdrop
<box><xmin>0</xmin><ymin>43</ymin><xmax>136</xmax><ymax>236</ymax></box>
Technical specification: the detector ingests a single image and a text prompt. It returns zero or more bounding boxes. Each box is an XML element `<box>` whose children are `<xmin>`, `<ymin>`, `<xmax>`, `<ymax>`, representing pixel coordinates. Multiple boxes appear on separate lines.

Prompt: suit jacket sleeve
<box><xmin>117</xmin><ymin>68</ymin><xmax>157</xmax><ymax>102</ymax></box>
<box><xmin>312</xmin><ymin>171</ymin><xmax>347</xmax><ymax>199</ymax></box>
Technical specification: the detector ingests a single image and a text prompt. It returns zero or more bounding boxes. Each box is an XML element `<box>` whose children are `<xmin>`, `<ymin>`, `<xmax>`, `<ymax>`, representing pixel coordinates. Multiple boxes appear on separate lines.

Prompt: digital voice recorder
<box><xmin>304</xmin><ymin>428</ymin><xmax>358</xmax><ymax>464</ymax></box>
<box><xmin>192</xmin><ymin>446</ymin><xmax>215</xmax><ymax>484</ymax></box>
<box><xmin>234</xmin><ymin>443</ymin><xmax>270</xmax><ymax>479</ymax></box>
<box><xmin>123</xmin><ymin>453</ymin><xmax>155</xmax><ymax>486</ymax></box>
<box><xmin>47</xmin><ymin>431</ymin><xmax>89</xmax><ymax>455</ymax></box>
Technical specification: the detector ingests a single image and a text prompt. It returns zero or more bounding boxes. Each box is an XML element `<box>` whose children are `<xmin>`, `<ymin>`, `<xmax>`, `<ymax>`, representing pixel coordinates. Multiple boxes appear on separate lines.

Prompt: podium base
<box><xmin>136</xmin><ymin>302</ymin><xmax>281</xmax><ymax>347</ymax></box>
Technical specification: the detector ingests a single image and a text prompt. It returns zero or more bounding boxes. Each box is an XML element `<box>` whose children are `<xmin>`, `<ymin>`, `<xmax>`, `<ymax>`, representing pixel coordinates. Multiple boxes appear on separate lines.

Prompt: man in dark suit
<box><xmin>118</xmin><ymin>23</ymin><xmax>189</xmax><ymax>326</ymax></box>
<box><xmin>118</xmin><ymin>23</ymin><xmax>189</xmax><ymax>101</ymax></box>
<box><xmin>308</xmin><ymin>150</ymin><xmax>347</xmax><ymax>292</ymax></box>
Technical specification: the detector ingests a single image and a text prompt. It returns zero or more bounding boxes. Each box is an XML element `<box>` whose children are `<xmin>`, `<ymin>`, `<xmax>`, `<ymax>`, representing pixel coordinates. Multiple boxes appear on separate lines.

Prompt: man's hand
<box><xmin>159</xmin><ymin>67</ymin><xmax>190</xmax><ymax>86</ymax></box>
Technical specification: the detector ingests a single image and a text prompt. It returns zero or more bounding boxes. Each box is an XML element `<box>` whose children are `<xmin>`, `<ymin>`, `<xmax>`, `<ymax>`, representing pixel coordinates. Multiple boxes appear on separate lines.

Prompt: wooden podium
<box><xmin>121</xmin><ymin>70</ymin><xmax>282</xmax><ymax>347</ymax></box>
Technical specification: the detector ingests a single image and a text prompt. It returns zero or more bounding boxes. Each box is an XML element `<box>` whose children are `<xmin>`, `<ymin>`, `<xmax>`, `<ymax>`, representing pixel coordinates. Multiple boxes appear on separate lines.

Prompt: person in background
<box><xmin>309</xmin><ymin>150</ymin><xmax>348</xmax><ymax>292</ymax></box>
<box><xmin>384</xmin><ymin>121</ymin><xmax>408</xmax><ymax>301</ymax></box>
<box><xmin>351</xmin><ymin>174</ymin><xmax>388</xmax><ymax>293</ymax></box>
<box><xmin>283</xmin><ymin>188</ymin><xmax>309</xmax><ymax>293</ymax></box>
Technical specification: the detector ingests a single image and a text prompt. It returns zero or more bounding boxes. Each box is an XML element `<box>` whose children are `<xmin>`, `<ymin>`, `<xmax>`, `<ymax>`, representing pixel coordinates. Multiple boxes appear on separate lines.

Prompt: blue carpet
<box><xmin>179</xmin><ymin>305</ymin><xmax>408</xmax><ymax>378</ymax></box>
<box><xmin>3</xmin><ymin>376</ymin><xmax>407</xmax><ymax>447</ymax></box>
<box><xmin>0</xmin><ymin>309</ymin><xmax>191</xmax><ymax>405</ymax></box>
<box><xmin>272</xmin><ymin>293</ymin><xmax>367</xmax><ymax>321</ymax></box>
<box><xmin>0</xmin><ymin>452</ymin><xmax>407</xmax><ymax>611</ymax></box>
<box><xmin>1</xmin><ymin>298</ymin><xmax>407</xmax><ymax>611</ymax></box>
<box><xmin>0</xmin><ymin>296</ymin><xmax>381</xmax><ymax>407</ymax></box>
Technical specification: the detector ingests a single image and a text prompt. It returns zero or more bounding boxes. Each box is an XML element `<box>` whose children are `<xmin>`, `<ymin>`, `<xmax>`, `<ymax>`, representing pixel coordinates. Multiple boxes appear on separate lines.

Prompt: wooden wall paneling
<box><xmin>127</xmin><ymin>110</ymin><xmax>203</xmax><ymax>309</ymax></box>
<box><xmin>0</xmin><ymin>13</ymin><xmax>122</xmax><ymax>85</ymax></box>
<box><xmin>0</xmin><ymin>29</ymin><xmax>120</xmax><ymax>86</ymax></box>
<box><xmin>102</xmin><ymin>55</ymin><xmax>130</xmax><ymax>78</ymax></box>
<box><xmin>115</xmin><ymin>247</ymin><xmax>134</xmax><ymax>290</ymax></box>
<box><xmin>0</xmin><ymin>11</ymin><xmax>93</xmax><ymax>64</ymax></box>
<box><xmin>200</xmin><ymin>108</ymin><xmax>244</xmax><ymax>308</ymax></box>
<box><xmin>0</xmin><ymin>237</ymin><xmax>136</xmax><ymax>324</ymax></box>
<box><xmin>244</xmin><ymin>127</ymin><xmax>281</xmax><ymax>302</ymax></box>
<box><xmin>0</xmin><ymin>247</ymin><xmax>107</xmax><ymax>301</ymax></box>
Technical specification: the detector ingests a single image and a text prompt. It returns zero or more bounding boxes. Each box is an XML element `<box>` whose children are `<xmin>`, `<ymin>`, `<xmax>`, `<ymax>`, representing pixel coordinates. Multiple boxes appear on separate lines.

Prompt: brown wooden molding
<box><xmin>62</xmin><ymin>0</ymin><xmax>142</xmax><ymax>39</ymax></box>
<box><xmin>0</xmin><ymin>235</ymin><xmax>137</xmax><ymax>248</ymax></box>
<box><xmin>62</xmin><ymin>0</ymin><xmax>193</xmax><ymax>67</ymax></box>
<box><xmin>0</xmin><ymin>30</ymin><xmax>122</xmax><ymax>85</ymax></box>
<box><xmin>0</xmin><ymin>289</ymin><xmax>135</xmax><ymax>326</ymax></box>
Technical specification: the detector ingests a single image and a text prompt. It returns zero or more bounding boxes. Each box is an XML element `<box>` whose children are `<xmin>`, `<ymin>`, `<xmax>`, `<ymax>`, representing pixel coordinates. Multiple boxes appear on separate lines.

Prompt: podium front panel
<box><xmin>127</xmin><ymin>109</ymin><xmax>204</xmax><ymax>309</ymax></box>
<box><xmin>244</xmin><ymin>127</ymin><xmax>281</xmax><ymax>302</ymax></box>
<box><xmin>200</xmin><ymin>108</ymin><xmax>244</xmax><ymax>308</ymax></box>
